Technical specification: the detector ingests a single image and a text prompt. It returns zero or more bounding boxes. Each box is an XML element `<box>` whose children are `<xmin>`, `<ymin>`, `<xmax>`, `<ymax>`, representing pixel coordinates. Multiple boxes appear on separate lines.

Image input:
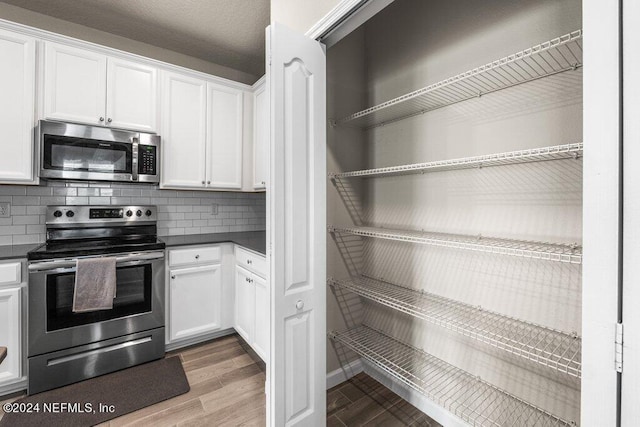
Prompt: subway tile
<box><xmin>12</xmin><ymin>196</ymin><xmax>39</xmax><ymax>205</ymax></box>
<box><xmin>12</xmin><ymin>215</ymin><xmax>40</xmax><ymax>225</ymax></box>
<box><xmin>27</xmin><ymin>224</ymin><xmax>45</xmax><ymax>234</ymax></box>
<box><xmin>66</xmin><ymin>182</ymin><xmax>89</xmax><ymax>188</ymax></box>
<box><xmin>184</xmin><ymin>213</ymin><xmax>200</xmax><ymax>220</ymax></box>
<box><xmin>89</xmin><ymin>197</ymin><xmax>111</xmax><ymax>205</ymax></box>
<box><xmin>157</xmin><ymin>205</ymin><xmax>176</xmax><ymax>213</ymax></box>
<box><xmin>99</xmin><ymin>188</ymin><xmax>114</xmax><ymax>196</ymax></box>
<box><xmin>137</xmin><ymin>197</ymin><xmax>151</xmax><ymax>204</ymax></box>
<box><xmin>214</xmin><ymin>225</ymin><xmax>230</xmax><ymax>233</ymax></box>
<box><xmin>45</xmin><ymin>181</ymin><xmax>65</xmax><ymax>187</ymax></box>
<box><xmin>66</xmin><ymin>196</ymin><xmax>88</xmax><ymax>205</ymax></box>
<box><xmin>0</xmin><ymin>225</ymin><xmax>26</xmax><ymax>235</ymax></box>
<box><xmin>150</xmin><ymin>198</ymin><xmax>168</xmax><ymax>205</ymax></box>
<box><xmin>27</xmin><ymin>205</ymin><xmax>46</xmax><ymax>215</ymax></box>
<box><xmin>158</xmin><ymin>220</ymin><xmax>177</xmax><ymax>229</ymax></box>
<box><xmin>40</xmin><ymin>196</ymin><xmax>66</xmax><ymax>205</ymax></box>
<box><xmin>176</xmin><ymin>220</ymin><xmax>193</xmax><ymax>228</ymax></box>
<box><xmin>52</xmin><ymin>187</ymin><xmax>78</xmax><ymax>196</ymax></box>
<box><xmin>0</xmin><ymin>236</ymin><xmax>12</xmax><ymax>245</ymax></box>
<box><xmin>176</xmin><ymin>206</ymin><xmax>193</xmax><ymax>213</ymax></box>
<box><xmin>0</xmin><ymin>218</ymin><xmax>12</xmax><ymax>226</ymax></box>
<box><xmin>78</xmin><ymin>188</ymin><xmax>100</xmax><ymax>196</ymax></box>
<box><xmin>167</xmin><ymin>228</ymin><xmax>185</xmax><ymax>236</ymax></box>
<box><xmin>222</xmin><ymin>219</ymin><xmax>236</xmax><ymax>226</ymax></box>
<box><xmin>121</xmin><ymin>189</ymin><xmax>141</xmax><ymax>197</ymax></box>
<box><xmin>10</xmin><ymin>206</ymin><xmax>26</xmax><ymax>216</ymax></box>
<box><xmin>157</xmin><ymin>228</ymin><xmax>170</xmax><ymax>236</ymax></box>
<box><xmin>200</xmin><ymin>226</ymin><xmax>217</xmax><ymax>233</ymax></box>
<box><xmin>110</xmin><ymin>197</ymin><xmax>132</xmax><ymax>205</ymax></box>
<box><xmin>0</xmin><ymin>186</ymin><xmax>26</xmax><ymax>196</ymax></box>
<box><xmin>184</xmin><ymin>227</ymin><xmax>201</xmax><ymax>234</ymax></box>
<box><xmin>26</xmin><ymin>186</ymin><xmax>53</xmax><ymax>196</ymax></box>
<box><xmin>13</xmin><ymin>234</ymin><xmax>41</xmax><ymax>244</ymax></box>
<box><xmin>193</xmin><ymin>219</ymin><xmax>208</xmax><ymax>227</ymax></box>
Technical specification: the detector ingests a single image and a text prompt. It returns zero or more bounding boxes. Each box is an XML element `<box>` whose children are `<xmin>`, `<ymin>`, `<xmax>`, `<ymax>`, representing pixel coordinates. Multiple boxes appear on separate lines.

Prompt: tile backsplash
<box><xmin>0</xmin><ymin>181</ymin><xmax>265</xmax><ymax>246</ymax></box>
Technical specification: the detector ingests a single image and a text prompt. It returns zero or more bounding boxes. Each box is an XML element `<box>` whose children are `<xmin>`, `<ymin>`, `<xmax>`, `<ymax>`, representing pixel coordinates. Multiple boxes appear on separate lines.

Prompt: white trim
<box><xmin>305</xmin><ymin>0</ymin><xmax>366</xmax><ymax>40</ymax></box>
<box><xmin>326</xmin><ymin>358</ymin><xmax>363</xmax><ymax>389</ymax></box>
<box><xmin>252</xmin><ymin>75</ymin><xmax>266</xmax><ymax>91</ymax></box>
<box><xmin>363</xmin><ymin>362</ymin><xmax>468</xmax><ymax>427</ymax></box>
<box><xmin>0</xmin><ymin>17</ymin><xmax>252</xmax><ymax>90</ymax></box>
<box><xmin>0</xmin><ymin>377</ymin><xmax>26</xmax><ymax>398</ymax></box>
<box><xmin>164</xmin><ymin>328</ymin><xmax>235</xmax><ymax>352</ymax></box>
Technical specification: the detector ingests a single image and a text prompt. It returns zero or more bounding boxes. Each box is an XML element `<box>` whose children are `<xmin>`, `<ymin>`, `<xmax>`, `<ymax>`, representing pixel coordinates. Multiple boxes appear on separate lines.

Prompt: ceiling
<box><xmin>1</xmin><ymin>0</ymin><xmax>270</xmax><ymax>77</ymax></box>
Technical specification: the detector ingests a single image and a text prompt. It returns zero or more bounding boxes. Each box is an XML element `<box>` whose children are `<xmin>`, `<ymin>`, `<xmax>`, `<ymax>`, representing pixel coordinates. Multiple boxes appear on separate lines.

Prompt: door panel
<box><xmin>44</xmin><ymin>42</ymin><xmax>106</xmax><ymax>125</ymax></box>
<box><xmin>253</xmin><ymin>82</ymin><xmax>268</xmax><ymax>189</ymax></box>
<box><xmin>235</xmin><ymin>266</ymin><xmax>255</xmax><ymax>343</ymax></box>
<box><xmin>268</xmin><ymin>22</ymin><xmax>326</xmax><ymax>427</ymax></box>
<box><xmin>253</xmin><ymin>273</ymin><xmax>269</xmax><ymax>361</ymax></box>
<box><xmin>207</xmin><ymin>83</ymin><xmax>243</xmax><ymax>189</ymax></box>
<box><xmin>0</xmin><ymin>29</ymin><xmax>35</xmax><ymax>183</ymax></box>
<box><xmin>106</xmin><ymin>57</ymin><xmax>157</xmax><ymax>132</ymax></box>
<box><xmin>0</xmin><ymin>287</ymin><xmax>21</xmax><ymax>384</ymax></box>
<box><xmin>160</xmin><ymin>71</ymin><xmax>207</xmax><ymax>189</ymax></box>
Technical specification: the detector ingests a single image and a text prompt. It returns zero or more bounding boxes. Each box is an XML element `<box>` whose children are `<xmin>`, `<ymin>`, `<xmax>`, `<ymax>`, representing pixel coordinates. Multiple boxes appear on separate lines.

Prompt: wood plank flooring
<box><xmin>1</xmin><ymin>335</ymin><xmax>441</xmax><ymax>426</ymax></box>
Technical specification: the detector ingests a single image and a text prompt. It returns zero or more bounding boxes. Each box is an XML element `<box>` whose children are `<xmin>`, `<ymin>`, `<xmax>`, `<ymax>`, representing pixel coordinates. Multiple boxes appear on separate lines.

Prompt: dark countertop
<box><xmin>0</xmin><ymin>243</ymin><xmax>39</xmax><ymax>260</ymax></box>
<box><xmin>161</xmin><ymin>231</ymin><xmax>266</xmax><ymax>255</ymax></box>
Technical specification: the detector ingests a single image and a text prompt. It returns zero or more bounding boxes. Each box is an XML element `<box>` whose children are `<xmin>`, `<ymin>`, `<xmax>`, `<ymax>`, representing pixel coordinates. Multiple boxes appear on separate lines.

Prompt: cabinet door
<box><xmin>160</xmin><ymin>71</ymin><xmax>207</xmax><ymax>189</ymax></box>
<box><xmin>44</xmin><ymin>42</ymin><xmax>107</xmax><ymax>125</ymax></box>
<box><xmin>234</xmin><ymin>265</ymin><xmax>255</xmax><ymax>343</ymax></box>
<box><xmin>106</xmin><ymin>57</ymin><xmax>157</xmax><ymax>132</ymax></box>
<box><xmin>206</xmin><ymin>83</ymin><xmax>243</xmax><ymax>189</ymax></box>
<box><xmin>0</xmin><ymin>287</ymin><xmax>21</xmax><ymax>384</ymax></box>
<box><xmin>168</xmin><ymin>264</ymin><xmax>222</xmax><ymax>342</ymax></box>
<box><xmin>253</xmin><ymin>82</ymin><xmax>268</xmax><ymax>190</ymax></box>
<box><xmin>0</xmin><ymin>29</ymin><xmax>35</xmax><ymax>184</ymax></box>
<box><xmin>252</xmin><ymin>273</ymin><xmax>269</xmax><ymax>362</ymax></box>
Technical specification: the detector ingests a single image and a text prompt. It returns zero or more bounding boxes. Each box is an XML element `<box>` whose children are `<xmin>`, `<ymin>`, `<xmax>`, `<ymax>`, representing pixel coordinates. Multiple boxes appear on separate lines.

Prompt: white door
<box><xmin>622</xmin><ymin>1</ymin><xmax>640</xmax><ymax>425</ymax></box>
<box><xmin>253</xmin><ymin>81</ymin><xmax>268</xmax><ymax>190</ymax></box>
<box><xmin>168</xmin><ymin>264</ymin><xmax>222</xmax><ymax>342</ymax></box>
<box><xmin>106</xmin><ymin>57</ymin><xmax>157</xmax><ymax>132</ymax></box>
<box><xmin>253</xmin><ymin>272</ymin><xmax>269</xmax><ymax>361</ymax></box>
<box><xmin>0</xmin><ymin>29</ymin><xmax>35</xmax><ymax>184</ymax></box>
<box><xmin>0</xmin><ymin>287</ymin><xmax>21</xmax><ymax>384</ymax></box>
<box><xmin>44</xmin><ymin>42</ymin><xmax>106</xmax><ymax>125</ymax></box>
<box><xmin>235</xmin><ymin>265</ymin><xmax>255</xmax><ymax>343</ymax></box>
<box><xmin>206</xmin><ymin>82</ymin><xmax>243</xmax><ymax>189</ymax></box>
<box><xmin>160</xmin><ymin>71</ymin><xmax>207</xmax><ymax>189</ymax></box>
<box><xmin>268</xmin><ymin>22</ymin><xmax>326</xmax><ymax>426</ymax></box>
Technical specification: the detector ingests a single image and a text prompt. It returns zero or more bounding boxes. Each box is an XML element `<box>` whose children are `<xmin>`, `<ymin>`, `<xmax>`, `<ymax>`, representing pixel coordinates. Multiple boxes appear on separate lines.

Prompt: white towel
<box><xmin>73</xmin><ymin>257</ymin><xmax>117</xmax><ymax>312</ymax></box>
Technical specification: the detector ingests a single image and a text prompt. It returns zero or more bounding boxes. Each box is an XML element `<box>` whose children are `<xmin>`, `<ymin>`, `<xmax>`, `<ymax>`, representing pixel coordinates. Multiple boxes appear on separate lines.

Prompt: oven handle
<box><xmin>28</xmin><ymin>251</ymin><xmax>165</xmax><ymax>272</ymax></box>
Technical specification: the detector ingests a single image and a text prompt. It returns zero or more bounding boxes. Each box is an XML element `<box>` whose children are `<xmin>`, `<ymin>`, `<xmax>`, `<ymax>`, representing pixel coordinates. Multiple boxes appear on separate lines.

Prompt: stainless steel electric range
<box><xmin>26</xmin><ymin>205</ymin><xmax>166</xmax><ymax>395</ymax></box>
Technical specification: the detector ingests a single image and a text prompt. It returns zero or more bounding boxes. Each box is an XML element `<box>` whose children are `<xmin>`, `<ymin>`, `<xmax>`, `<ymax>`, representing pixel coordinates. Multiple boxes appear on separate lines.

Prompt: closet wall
<box><xmin>327</xmin><ymin>0</ymin><xmax>583</xmax><ymax>424</ymax></box>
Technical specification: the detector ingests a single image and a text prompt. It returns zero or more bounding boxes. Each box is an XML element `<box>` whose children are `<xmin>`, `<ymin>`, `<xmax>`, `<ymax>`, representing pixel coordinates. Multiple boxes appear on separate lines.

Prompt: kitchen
<box><xmin>0</xmin><ymin>0</ymin><xmax>635</xmax><ymax>426</ymax></box>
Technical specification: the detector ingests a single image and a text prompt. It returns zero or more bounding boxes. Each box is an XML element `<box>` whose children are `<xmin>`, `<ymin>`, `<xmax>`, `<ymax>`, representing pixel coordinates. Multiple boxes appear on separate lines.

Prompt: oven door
<box><xmin>28</xmin><ymin>251</ymin><xmax>165</xmax><ymax>357</ymax></box>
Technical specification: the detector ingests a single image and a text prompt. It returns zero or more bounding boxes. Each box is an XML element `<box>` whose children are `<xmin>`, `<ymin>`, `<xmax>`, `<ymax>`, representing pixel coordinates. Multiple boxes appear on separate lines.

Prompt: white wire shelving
<box><xmin>328</xmin><ymin>276</ymin><xmax>581</xmax><ymax>378</ymax></box>
<box><xmin>328</xmin><ymin>226</ymin><xmax>582</xmax><ymax>264</ymax></box>
<box><xmin>336</xmin><ymin>30</ymin><xmax>583</xmax><ymax>128</ymax></box>
<box><xmin>329</xmin><ymin>326</ymin><xmax>576</xmax><ymax>427</ymax></box>
<box><xmin>329</xmin><ymin>143</ymin><xmax>583</xmax><ymax>179</ymax></box>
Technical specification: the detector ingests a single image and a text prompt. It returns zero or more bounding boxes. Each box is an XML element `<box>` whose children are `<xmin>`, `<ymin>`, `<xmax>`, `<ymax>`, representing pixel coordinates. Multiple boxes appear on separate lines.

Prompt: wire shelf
<box><xmin>330</xmin><ymin>143</ymin><xmax>583</xmax><ymax>179</ymax></box>
<box><xmin>336</xmin><ymin>30</ymin><xmax>583</xmax><ymax>128</ymax></box>
<box><xmin>330</xmin><ymin>326</ymin><xmax>576</xmax><ymax>427</ymax></box>
<box><xmin>329</xmin><ymin>276</ymin><xmax>581</xmax><ymax>378</ymax></box>
<box><xmin>328</xmin><ymin>226</ymin><xmax>582</xmax><ymax>264</ymax></box>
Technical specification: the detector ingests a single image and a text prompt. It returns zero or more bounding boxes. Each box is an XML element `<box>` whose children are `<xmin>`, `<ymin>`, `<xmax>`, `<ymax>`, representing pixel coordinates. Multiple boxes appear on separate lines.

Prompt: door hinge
<box><xmin>615</xmin><ymin>322</ymin><xmax>624</xmax><ymax>373</ymax></box>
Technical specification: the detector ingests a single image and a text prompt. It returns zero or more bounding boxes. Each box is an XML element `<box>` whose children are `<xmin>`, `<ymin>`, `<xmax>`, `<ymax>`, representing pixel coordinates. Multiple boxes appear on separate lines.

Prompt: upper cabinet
<box><xmin>44</xmin><ymin>42</ymin><xmax>157</xmax><ymax>132</ymax></box>
<box><xmin>161</xmin><ymin>70</ymin><xmax>245</xmax><ymax>191</ymax></box>
<box><xmin>0</xmin><ymin>29</ymin><xmax>36</xmax><ymax>184</ymax></box>
<box><xmin>253</xmin><ymin>79</ymin><xmax>267</xmax><ymax>190</ymax></box>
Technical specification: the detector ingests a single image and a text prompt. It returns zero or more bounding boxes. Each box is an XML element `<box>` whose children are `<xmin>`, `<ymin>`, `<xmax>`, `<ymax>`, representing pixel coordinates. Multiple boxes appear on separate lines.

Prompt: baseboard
<box><xmin>362</xmin><ymin>362</ymin><xmax>468</xmax><ymax>427</ymax></box>
<box><xmin>0</xmin><ymin>377</ymin><xmax>27</xmax><ymax>398</ymax></box>
<box><xmin>165</xmin><ymin>328</ymin><xmax>236</xmax><ymax>352</ymax></box>
<box><xmin>326</xmin><ymin>358</ymin><xmax>363</xmax><ymax>390</ymax></box>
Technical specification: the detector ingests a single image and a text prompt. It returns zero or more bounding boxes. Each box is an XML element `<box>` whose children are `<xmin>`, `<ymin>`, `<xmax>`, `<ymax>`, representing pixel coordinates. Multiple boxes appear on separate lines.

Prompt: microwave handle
<box><xmin>131</xmin><ymin>137</ymin><xmax>139</xmax><ymax>181</ymax></box>
<box><xmin>28</xmin><ymin>251</ymin><xmax>165</xmax><ymax>272</ymax></box>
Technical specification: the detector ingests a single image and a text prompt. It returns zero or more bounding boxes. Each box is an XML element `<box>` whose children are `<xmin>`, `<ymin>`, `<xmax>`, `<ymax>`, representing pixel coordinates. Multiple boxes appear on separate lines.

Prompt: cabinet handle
<box><xmin>171</xmin><ymin>274</ymin><xmax>176</xmax><ymax>279</ymax></box>
<box><xmin>247</xmin><ymin>259</ymin><xmax>252</xmax><ymax>265</ymax></box>
<box><xmin>195</xmin><ymin>254</ymin><xmax>200</xmax><ymax>259</ymax></box>
<box><xmin>201</xmin><ymin>181</ymin><xmax>205</xmax><ymax>185</ymax></box>
<box><xmin>296</xmin><ymin>300</ymin><xmax>304</xmax><ymax>310</ymax></box>
<box><xmin>99</xmin><ymin>117</ymin><xmax>104</xmax><ymax>122</ymax></box>
<box><xmin>107</xmin><ymin>118</ymin><xmax>112</xmax><ymax>123</ymax></box>
<box><xmin>245</xmin><ymin>277</ymin><xmax>250</xmax><ymax>283</ymax></box>
<box><xmin>207</xmin><ymin>181</ymin><xmax>211</xmax><ymax>184</ymax></box>
<box><xmin>261</xmin><ymin>181</ymin><xmax>265</xmax><ymax>185</ymax></box>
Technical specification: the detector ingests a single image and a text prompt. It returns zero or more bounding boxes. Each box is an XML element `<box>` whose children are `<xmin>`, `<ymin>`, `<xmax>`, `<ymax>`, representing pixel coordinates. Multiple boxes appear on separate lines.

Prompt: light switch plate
<box><xmin>211</xmin><ymin>204</ymin><xmax>218</xmax><ymax>215</ymax></box>
<box><xmin>0</xmin><ymin>202</ymin><xmax>10</xmax><ymax>218</ymax></box>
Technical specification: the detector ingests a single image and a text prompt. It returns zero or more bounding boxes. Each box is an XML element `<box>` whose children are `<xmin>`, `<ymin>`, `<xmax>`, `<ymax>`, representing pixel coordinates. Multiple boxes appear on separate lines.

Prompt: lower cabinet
<box><xmin>168</xmin><ymin>264</ymin><xmax>222</xmax><ymax>342</ymax></box>
<box><xmin>234</xmin><ymin>247</ymin><xmax>268</xmax><ymax>363</ymax></box>
<box><xmin>0</xmin><ymin>260</ymin><xmax>24</xmax><ymax>392</ymax></box>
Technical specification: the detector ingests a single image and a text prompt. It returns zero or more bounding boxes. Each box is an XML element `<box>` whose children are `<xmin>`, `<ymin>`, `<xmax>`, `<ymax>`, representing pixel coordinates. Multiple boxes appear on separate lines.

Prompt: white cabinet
<box><xmin>168</xmin><ymin>264</ymin><xmax>222</xmax><ymax>342</ymax></box>
<box><xmin>161</xmin><ymin>71</ymin><xmax>207</xmax><ymax>189</ymax></box>
<box><xmin>0</xmin><ymin>261</ymin><xmax>23</xmax><ymax>389</ymax></box>
<box><xmin>161</xmin><ymin>70</ymin><xmax>244</xmax><ymax>191</ymax></box>
<box><xmin>234</xmin><ymin>246</ymin><xmax>268</xmax><ymax>362</ymax></box>
<box><xmin>44</xmin><ymin>42</ymin><xmax>157</xmax><ymax>131</ymax></box>
<box><xmin>167</xmin><ymin>245</ymin><xmax>224</xmax><ymax>344</ymax></box>
<box><xmin>207</xmin><ymin>83</ymin><xmax>244</xmax><ymax>189</ymax></box>
<box><xmin>253</xmin><ymin>79</ymin><xmax>268</xmax><ymax>190</ymax></box>
<box><xmin>0</xmin><ymin>29</ymin><xmax>36</xmax><ymax>184</ymax></box>
<box><xmin>234</xmin><ymin>265</ymin><xmax>255</xmax><ymax>342</ymax></box>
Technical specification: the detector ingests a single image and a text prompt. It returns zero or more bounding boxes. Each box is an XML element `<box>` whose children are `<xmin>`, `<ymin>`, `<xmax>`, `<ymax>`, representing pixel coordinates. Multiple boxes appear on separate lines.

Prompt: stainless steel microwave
<box><xmin>39</xmin><ymin>120</ymin><xmax>160</xmax><ymax>184</ymax></box>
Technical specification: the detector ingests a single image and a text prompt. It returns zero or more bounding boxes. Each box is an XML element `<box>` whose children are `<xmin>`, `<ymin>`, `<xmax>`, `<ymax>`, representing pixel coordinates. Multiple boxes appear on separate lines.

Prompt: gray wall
<box><xmin>0</xmin><ymin>182</ymin><xmax>265</xmax><ymax>246</ymax></box>
<box><xmin>327</xmin><ymin>0</ymin><xmax>582</xmax><ymax>422</ymax></box>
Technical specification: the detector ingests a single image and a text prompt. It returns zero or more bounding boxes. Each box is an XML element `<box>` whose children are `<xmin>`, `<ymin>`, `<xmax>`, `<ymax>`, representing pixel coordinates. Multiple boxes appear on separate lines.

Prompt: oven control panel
<box><xmin>46</xmin><ymin>205</ymin><xmax>157</xmax><ymax>226</ymax></box>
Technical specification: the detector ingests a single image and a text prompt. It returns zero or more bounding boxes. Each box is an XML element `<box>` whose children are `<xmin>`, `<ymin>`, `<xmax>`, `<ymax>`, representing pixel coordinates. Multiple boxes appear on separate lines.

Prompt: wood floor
<box><xmin>1</xmin><ymin>334</ymin><xmax>440</xmax><ymax>426</ymax></box>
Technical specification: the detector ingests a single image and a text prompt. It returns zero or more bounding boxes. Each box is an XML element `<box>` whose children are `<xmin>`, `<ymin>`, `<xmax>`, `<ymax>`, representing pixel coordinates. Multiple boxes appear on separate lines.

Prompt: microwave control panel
<box><xmin>138</xmin><ymin>145</ymin><xmax>157</xmax><ymax>175</ymax></box>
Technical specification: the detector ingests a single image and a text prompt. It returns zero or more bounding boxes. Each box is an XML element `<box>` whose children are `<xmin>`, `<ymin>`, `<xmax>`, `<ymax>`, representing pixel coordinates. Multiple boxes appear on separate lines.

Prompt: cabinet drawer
<box><xmin>0</xmin><ymin>262</ymin><xmax>21</xmax><ymax>286</ymax></box>
<box><xmin>169</xmin><ymin>246</ymin><xmax>221</xmax><ymax>267</ymax></box>
<box><xmin>235</xmin><ymin>246</ymin><xmax>266</xmax><ymax>277</ymax></box>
